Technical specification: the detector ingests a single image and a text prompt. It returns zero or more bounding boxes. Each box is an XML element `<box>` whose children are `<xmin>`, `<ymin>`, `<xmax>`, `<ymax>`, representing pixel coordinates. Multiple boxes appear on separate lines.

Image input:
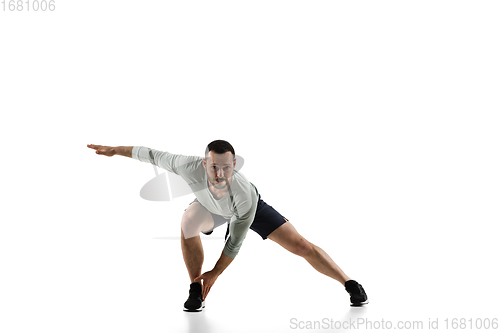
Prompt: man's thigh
<box><xmin>182</xmin><ymin>201</ymin><xmax>215</xmax><ymax>238</ymax></box>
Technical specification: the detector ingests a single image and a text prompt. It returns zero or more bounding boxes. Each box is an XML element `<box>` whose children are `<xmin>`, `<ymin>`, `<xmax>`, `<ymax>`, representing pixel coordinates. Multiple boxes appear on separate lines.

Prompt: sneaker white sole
<box><xmin>183</xmin><ymin>301</ymin><xmax>205</xmax><ymax>312</ymax></box>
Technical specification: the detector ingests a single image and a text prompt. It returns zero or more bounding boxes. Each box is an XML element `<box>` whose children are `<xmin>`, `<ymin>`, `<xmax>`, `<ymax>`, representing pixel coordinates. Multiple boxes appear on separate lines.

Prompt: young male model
<box><xmin>87</xmin><ymin>140</ymin><xmax>368</xmax><ymax>311</ymax></box>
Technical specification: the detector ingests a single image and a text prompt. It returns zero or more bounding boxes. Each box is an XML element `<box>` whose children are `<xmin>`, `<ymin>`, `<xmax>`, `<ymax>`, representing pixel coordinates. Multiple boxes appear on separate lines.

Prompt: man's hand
<box><xmin>87</xmin><ymin>144</ymin><xmax>117</xmax><ymax>157</ymax></box>
<box><xmin>194</xmin><ymin>270</ymin><xmax>220</xmax><ymax>301</ymax></box>
<box><xmin>193</xmin><ymin>251</ymin><xmax>234</xmax><ymax>300</ymax></box>
<box><xmin>88</xmin><ymin>144</ymin><xmax>133</xmax><ymax>158</ymax></box>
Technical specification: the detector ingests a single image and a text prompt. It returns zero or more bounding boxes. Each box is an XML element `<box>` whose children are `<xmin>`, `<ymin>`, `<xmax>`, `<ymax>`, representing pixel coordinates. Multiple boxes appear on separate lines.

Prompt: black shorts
<box><xmin>187</xmin><ymin>194</ymin><xmax>288</xmax><ymax>240</ymax></box>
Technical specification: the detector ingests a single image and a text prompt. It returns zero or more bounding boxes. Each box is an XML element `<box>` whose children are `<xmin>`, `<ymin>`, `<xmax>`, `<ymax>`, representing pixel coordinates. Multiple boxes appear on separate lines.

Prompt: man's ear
<box><xmin>202</xmin><ymin>158</ymin><xmax>206</xmax><ymax>169</ymax></box>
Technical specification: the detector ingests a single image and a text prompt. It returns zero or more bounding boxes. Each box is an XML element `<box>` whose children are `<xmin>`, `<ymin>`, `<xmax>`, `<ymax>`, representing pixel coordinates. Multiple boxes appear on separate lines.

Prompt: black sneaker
<box><xmin>345</xmin><ymin>280</ymin><xmax>369</xmax><ymax>306</ymax></box>
<box><xmin>183</xmin><ymin>282</ymin><xmax>205</xmax><ymax>312</ymax></box>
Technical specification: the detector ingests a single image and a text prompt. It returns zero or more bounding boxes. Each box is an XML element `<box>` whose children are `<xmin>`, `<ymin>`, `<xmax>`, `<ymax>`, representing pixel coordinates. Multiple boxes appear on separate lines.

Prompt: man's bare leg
<box><xmin>267</xmin><ymin>220</ymin><xmax>350</xmax><ymax>284</ymax></box>
<box><xmin>304</xmin><ymin>242</ymin><xmax>350</xmax><ymax>284</ymax></box>
<box><xmin>180</xmin><ymin>202</ymin><xmax>215</xmax><ymax>285</ymax></box>
<box><xmin>180</xmin><ymin>202</ymin><xmax>216</xmax><ymax>311</ymax></box>
<box><xmin>181</xmin><ymin>229</ymin><xmax>204</xmax><ymax>284</ymax></box>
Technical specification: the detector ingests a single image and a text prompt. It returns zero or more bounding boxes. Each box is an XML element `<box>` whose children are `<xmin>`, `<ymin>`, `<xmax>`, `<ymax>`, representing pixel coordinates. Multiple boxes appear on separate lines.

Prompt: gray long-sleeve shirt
<box><xmin>132</xmin><ymin>146</ymin><xmax>259</xmax><ymax>258</ymax></box>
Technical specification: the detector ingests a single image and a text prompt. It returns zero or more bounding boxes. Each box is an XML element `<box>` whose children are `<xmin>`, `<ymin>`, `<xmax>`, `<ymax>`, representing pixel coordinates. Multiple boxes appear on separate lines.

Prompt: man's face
<box><xmin>203</xmin><ymin>151</ymin><xmax>236</xmax><ymax>190</ymax></box>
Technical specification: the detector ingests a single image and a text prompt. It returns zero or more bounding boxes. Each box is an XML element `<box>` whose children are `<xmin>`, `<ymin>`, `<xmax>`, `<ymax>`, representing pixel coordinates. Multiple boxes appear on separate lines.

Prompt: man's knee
<box><xmin>181</xmin><ymin>209</ymin><xmax>196</xmax><ymax>227</ymax></box>
<box><xmin>181</xmin><ymin>212</ymin><xmax>200</xmax><ymax>239</ymax></box>
<box><xmin>291</xmin><ymin>238</ymin><xmax>314</xmax><ymax>258</ymax></box>
<box><xmin>181</xmin><ymin>207</ymin><xmax>213</xmax><ymax>239</ymax></box>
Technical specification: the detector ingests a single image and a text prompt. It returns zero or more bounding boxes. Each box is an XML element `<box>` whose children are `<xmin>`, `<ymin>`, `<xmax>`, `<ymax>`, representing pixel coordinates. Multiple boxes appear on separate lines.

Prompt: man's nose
<box><xmin>217</xmin><ymin>169</ymin><xmax>224</xmax><ymax>178</ymax></box>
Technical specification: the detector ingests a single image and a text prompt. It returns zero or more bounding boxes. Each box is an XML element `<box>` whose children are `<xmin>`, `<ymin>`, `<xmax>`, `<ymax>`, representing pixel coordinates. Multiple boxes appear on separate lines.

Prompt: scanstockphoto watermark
<box><xmin>290</xmin><ymin>317</ymin><xmax>424</xmax><ymax>330</ymax></box>
<box><xmin>289</xmin><ymin>317</ymin><xmax>499</xmax><ymax>330</ymax></box>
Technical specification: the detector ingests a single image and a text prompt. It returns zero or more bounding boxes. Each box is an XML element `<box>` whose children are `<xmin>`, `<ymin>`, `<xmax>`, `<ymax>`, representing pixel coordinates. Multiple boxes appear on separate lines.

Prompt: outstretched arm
<box><xmin>87</xmin><ymin>144</ymin><xmax>133</xmax><ymax>158</ymax></box>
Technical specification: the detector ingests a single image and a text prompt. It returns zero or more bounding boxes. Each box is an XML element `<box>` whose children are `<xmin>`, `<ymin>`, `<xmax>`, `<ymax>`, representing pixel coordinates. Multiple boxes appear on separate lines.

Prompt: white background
<box><xmin>1</xmin><ymin>1</ymin><xmax>499</xmax><ymax>332</ymax></box>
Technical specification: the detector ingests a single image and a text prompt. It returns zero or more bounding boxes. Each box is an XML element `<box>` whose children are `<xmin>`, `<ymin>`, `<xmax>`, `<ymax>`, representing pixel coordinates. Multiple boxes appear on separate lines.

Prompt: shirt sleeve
<box><xmin>222</xmin><ymin>186</ymin><xmax>258</xmax><ymax>259</ymax></box>
<box><xmin>131</xmin><ymin>146</ymin><xmax>200</xmax><ymax>176</ymax></box>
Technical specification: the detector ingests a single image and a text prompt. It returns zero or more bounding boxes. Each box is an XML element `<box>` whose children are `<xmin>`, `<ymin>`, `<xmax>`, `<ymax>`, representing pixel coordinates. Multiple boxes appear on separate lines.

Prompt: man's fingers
<box><xmin>87</xmin><ymin>144</ymin><xmax>102</xmax><ymax>151</ymax></box>
<box><xmin>202</xmin><ymin>283</ymin><xmax>212</xmax><ymax>300</ymax></box>
<box><xmin>193</xmin><ymin>273</ymin><xmax>212</xmax><ymax>299</ymax></box>
<box><xmin>93</xmin><ymin>146</ymin><xmax>114</xmax><ymax>156</ymax></box>
<box><xmin>200</xmin><ymin>283</ymin><xmax>206</xmax><ymax>299</ymax></box>
<box><xmin>204</xmin><ymin>286</ymin><xmax>211</xmax><ymax>300</ymax></box>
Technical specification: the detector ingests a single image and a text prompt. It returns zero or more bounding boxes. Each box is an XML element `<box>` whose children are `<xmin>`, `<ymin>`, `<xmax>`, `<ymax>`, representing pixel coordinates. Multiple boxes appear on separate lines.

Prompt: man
<box><xmin>87</xmin><ymin>140</ymin><xmax>368</xmax><ymax>311</ymax></box>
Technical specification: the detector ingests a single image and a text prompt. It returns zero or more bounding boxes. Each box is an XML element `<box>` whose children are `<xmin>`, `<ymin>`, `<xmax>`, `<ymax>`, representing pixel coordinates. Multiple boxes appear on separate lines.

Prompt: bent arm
<box><xmin>212</xmin><ymin>251</ymin><xmax>235</xmax><ymax>275</ymax></box>
<box><xmin>221</xmin><ymin>183</ymin><xmax>259</xmax><ymax>259</ymax></box>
